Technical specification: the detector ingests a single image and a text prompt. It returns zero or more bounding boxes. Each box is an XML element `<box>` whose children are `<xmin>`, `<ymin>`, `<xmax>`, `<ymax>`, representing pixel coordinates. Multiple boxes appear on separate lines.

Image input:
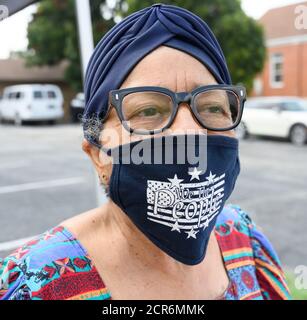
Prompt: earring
<box><xmin>99</xmin><ymin>173</ymin><xmax>109</xmax><ymax>195</ymax></box>
<box><xmin>99</xmin><ymin>173</ymin><xmax>107</xmax><ymax>185</ymax></box>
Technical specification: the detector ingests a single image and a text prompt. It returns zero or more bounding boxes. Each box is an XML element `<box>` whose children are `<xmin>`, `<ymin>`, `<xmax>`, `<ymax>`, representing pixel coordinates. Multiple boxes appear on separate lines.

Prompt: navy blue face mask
<box><xmin>103</xmin><ymin>134</ymin><xmax>240</xmax><ymax>265</ymax></box>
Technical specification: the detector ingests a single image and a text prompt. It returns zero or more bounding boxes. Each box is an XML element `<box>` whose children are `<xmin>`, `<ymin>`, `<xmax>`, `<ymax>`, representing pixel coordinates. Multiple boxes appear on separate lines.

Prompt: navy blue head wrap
<box><xmin>83</xmin><ymin>3</ymin><xmax>232</xmax><ymax>146</ymax></box>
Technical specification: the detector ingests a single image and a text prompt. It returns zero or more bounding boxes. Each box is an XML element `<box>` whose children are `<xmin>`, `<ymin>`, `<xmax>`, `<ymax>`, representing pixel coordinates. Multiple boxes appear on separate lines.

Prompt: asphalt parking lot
<box><xmin>0</xmin><ymin>123</ymin><xmax>306</xmax><ymax>271</ymax></box>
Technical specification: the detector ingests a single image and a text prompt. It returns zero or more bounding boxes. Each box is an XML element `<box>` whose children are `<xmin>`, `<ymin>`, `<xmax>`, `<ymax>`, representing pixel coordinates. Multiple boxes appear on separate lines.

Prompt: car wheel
<box><xmin>235</xmin><ymin>122</ymin><xmax>248</xmax><ymax>140</ymax></box>
<box><xmin>47</xmin><ymin>120</ymin><xmax>56</xmax><ymax>125</ymax></box>
<box><xmin>14</xmin><ymin>113</ymin><xmax>23</xmax><ymax>126</ymax></box>
<box><xmin>71</xmin><ymin>115</ymin><xmax>79</xmax><ymax>123</ymax></box>
<box><xmin>70</xmin><ymin>109</ymin><xmax>80</xmax><ymax>123</ymax></box>
<box><xmin>289</xmin><ymin>124</ymin><xmax>307</xmax><ymax>146</ymax></box>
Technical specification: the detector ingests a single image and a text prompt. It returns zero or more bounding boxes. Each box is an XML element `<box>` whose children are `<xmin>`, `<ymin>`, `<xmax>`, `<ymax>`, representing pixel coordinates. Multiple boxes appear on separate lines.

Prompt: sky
<box><xmin>0</xmin><ymin>0</ymin><xmax>305</xmax><ymax>59</ymax></box>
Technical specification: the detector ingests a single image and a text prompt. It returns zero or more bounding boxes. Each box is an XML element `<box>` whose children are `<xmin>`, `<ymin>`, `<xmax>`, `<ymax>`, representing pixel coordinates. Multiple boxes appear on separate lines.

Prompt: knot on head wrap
<box><xmin>83</xmin><ymin>3</ymin><xmax>232</xmax><ymax>147</ymax></box>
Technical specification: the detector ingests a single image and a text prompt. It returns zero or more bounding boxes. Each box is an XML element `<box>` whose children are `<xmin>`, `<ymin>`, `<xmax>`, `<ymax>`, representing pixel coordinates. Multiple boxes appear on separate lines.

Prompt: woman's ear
<box><xmin>82</xmin><ymin>139</ymin><xmax>102</xmax><ymax>170</ymax></box>
<box><xmin>82</xmin><ymin>139</ymin><xmax>112</xmax><ymax>186</ymax></box>
<box><xmin>82</xmin><ymin>138</ymin><xmax>106</xmax><ymax>180</ymax></box>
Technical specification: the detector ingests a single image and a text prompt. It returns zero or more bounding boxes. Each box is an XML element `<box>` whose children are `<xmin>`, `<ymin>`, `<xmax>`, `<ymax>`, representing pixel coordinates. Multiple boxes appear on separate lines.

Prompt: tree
<box><xmin>25</xmin><ymin>0</ymin><xmax>265</xmax><ymax>92</ymax></box>
<box><xmin>25</xmin><ymin>0</ymin><xmax>122</xmax><ymax>91</ymax></box>
<box><xmin>124</xmin><ymin>0</ymin><xmax>266</xmax><ymax>91</ymax></box>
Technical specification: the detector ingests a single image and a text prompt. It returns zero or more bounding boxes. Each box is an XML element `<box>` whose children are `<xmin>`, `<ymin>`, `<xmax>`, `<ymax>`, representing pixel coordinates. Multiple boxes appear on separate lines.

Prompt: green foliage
<box><xmin>26</xmin><ymin>0</ymin><xmax>265</xmax><ymax>92</ymax></box>
<box><xmin>26</xmin><ymin>0</ymin><xmax>118</xmax><ymax>91</ymax></box>
<box><xmin>285</xmin><ymin>271</ymin><xmax>307</xmax><ymax>300</ymax></box>
<box><xmin>124</xmin><ymin>0</ymin><xmax>266</xmax><ymax>92</ymax></box>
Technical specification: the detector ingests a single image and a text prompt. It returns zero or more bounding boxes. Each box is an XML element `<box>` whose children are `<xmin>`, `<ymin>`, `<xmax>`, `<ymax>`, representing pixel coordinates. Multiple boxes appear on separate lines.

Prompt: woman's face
<box><xmin>100</xmin><ymin>45</ymin><xmax>235</xmax><ymax>149</ymax></box>
<box><xmin>84</xmin><ymin>45</ymin><xmax>236</xmax><ymax>183</ymax></box>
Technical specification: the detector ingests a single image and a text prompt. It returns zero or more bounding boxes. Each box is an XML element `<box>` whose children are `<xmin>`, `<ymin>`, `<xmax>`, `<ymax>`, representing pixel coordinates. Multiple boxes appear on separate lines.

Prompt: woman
<box><xmin>0</xmin><ymin>4</ymin><xmax>291</xmax><ymax>300</ymax></box>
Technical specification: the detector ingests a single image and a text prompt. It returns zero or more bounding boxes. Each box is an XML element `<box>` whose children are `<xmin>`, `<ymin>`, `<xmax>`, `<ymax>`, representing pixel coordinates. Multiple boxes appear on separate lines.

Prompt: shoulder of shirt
<box><xmin>216</xmin><ymin>203</ymin><xmax>277</xmax><ymax>254</ymax></box>
<box><xmin>215</xmin><ymin>203</ymin><xmax>292</xmax><ymax>300</ymax></box>
<box><xmin>0</xmin><ymin>225</ymin><xmax>99</xmax><ymax>300</ymax></box>
<box><xmin>1</xmin><ymin>225</ymin><xmax>82</xmax><ymax>269</ymax></box>
<box><xmin>217</xmin><ymin>203</ymin><xmax>254</xmax><ymax>228</ymax></box>
<box><xmin>214</xmin><ymin>203</ymin><xmax>256</xmax><ymax>241</ymax></box>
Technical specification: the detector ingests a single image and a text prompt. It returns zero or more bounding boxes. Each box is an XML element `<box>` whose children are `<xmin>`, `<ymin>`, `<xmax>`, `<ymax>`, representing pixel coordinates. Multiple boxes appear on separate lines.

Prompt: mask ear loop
<box><xmin>85</xmin><ymin>136</ymin><xmax>112</xmax><ymax>155</ymax></box>
<box><xmin>87</xmin><ymin>138</ymin><xmax>114</xmax><ymax>198</ymax></box>
<box><xmin>99</xmin><ymin>143</ymin><xmax>113</xmax><ymax>156</ymax></box>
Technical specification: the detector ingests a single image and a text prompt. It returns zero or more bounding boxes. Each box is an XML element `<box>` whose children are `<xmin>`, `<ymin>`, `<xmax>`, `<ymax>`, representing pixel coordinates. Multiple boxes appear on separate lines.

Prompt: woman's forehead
<box><xmin>120</xmin><ymin>46</ymin><xmax>217</xmax><ymax>91</ymax></box>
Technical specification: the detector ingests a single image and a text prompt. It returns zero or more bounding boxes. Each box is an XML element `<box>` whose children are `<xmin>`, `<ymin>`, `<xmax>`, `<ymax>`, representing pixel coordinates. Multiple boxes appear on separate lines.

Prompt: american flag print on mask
<box><xmin>146</xmin><ymin>170</ymin><xmax>225</xmax><ymax>240</ymax></box>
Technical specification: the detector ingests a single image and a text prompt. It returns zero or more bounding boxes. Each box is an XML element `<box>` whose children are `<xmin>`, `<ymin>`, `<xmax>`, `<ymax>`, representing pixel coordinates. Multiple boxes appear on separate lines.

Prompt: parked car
<box><xmin>0</xmin><ymin>84</ymin><xmax>64</xmax><ymax>125</ymax></box>
<box><xmin>236</xmin><ymin>96</ymin><xmax>307</xmax><ymax>145</ymax></box>
<box><xmin>70</xmin><ymin>92</ymin><xmax>85</xmax><ymax>123</ymax></box>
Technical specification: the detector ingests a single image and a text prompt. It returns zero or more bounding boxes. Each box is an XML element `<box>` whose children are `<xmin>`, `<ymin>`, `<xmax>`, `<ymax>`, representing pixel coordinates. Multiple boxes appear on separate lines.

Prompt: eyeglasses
<box><xmin>106</xmin><ymin>84</ymin><xmax>246</xmax><ymax>135</ymax></box>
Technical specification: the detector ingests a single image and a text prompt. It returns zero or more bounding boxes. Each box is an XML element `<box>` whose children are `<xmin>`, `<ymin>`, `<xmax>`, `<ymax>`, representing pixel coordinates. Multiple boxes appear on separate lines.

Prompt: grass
<box><xmin>285</xmin><ymin>271</ymin><xmax>307</xmax><ymax>300</ymax></box>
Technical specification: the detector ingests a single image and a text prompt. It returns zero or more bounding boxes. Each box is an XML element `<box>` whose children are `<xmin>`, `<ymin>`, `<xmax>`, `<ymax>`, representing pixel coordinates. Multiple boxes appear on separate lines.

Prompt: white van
<box><xmin>0</xmin><ymin>84</ymin><xmax>64</xmax><ymax>125</ymax></box>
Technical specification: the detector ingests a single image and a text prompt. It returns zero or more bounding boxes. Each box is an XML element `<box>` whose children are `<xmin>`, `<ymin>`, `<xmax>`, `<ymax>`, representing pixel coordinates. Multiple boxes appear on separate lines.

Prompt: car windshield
<box><xmin>246</xmin><ymin>99</ymin><xmax>307</xmax><ymax>111</ymax></box>
<box><xmin>33</xmin><ymin>91</ymin><xmax>43</xmax><ymax>99</ymax></box>
<box><xmin>284</xmin><ymin>100</ymin><xmax>307</xmax><ymax>111</ymax></box>
<box><xmin>300</xmin><ymin>100</ymin><xmax>307</xmax><ymax>111</ymax></box>
<box><xmin>47</xmin><ymin>91</ymin><xmax>56</xmax><ymax>98</ymax></box>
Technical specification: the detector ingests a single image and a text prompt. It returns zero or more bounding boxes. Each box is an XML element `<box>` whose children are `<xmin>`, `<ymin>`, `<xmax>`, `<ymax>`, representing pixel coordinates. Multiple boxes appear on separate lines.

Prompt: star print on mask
<box><xmin>168</xmin><ymin>174</ymin><xmax>184</xmax><ymax>188</ymax></box>
<box><xmin>185</xmin><ymin>226</ymin><xmax>199</xmax><ymax>239</ymax></box>
<box><xmin>171</xmin><ymin>219</ymin><xmax>181</xmax><ymax>233</ymax></box>
<box><xmin>188</xmin><ymin>167</ymin><xmax>203</xmax><ymax>181</ymax></box>
<box><xmin>206</xmin><ymin>171</ymin><xmax>216</xmax><ymax>185</ymax></box>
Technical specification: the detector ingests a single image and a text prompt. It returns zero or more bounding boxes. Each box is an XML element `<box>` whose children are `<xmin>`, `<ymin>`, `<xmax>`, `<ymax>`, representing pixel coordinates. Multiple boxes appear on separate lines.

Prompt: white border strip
<box><xmin>0</xmin><ymin>235</ymin><xmax>38</xmax><ymax>252</ymax></box>
<box><xmin>0</xmin><ymin>177</ymin><xmax>87</xmax><ymax>194</ymax></box>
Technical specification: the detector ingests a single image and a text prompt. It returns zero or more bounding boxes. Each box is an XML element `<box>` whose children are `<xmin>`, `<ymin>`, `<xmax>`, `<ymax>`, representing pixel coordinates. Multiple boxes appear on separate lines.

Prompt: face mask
<box><xmin>103</xmin><ymin>134</ymin><xmax>240</xmax><ymax>265</ymax></box>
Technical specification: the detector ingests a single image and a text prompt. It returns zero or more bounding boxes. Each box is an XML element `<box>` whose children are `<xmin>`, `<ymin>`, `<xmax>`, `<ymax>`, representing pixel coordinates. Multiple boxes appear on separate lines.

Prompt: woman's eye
<box><xmin>200</xmin><ymin>105</ymin><xmax>224</xmax><ymax>114</ymax></box>
<box><xmin>139</xmin><ymin>106</ymin><xmax>159</xmax><ymax>117</ymax></box>
<box><xmin>209</xmin><ymin>106</ymin><xmax>224</xmax><ymax>113</ymax></box>
<box><xmin>130</xmin><ymin>105</ymin><xmax>168</xmax><ymax>118</ymax></box>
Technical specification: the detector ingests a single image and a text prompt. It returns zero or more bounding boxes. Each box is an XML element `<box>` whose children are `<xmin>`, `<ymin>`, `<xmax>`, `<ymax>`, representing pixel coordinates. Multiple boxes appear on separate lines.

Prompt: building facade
<box><xmin>253</xmin><ymin>1</ymin><xmax>307</xmax><ymax>98</ymax></box>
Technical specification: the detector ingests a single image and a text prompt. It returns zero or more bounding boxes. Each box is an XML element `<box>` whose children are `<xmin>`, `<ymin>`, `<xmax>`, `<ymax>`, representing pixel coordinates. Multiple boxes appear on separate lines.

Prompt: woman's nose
<box><xmin>169</xmin><ymin>103</ymin><xmax>204</xmax><ymax>132</ymax></box>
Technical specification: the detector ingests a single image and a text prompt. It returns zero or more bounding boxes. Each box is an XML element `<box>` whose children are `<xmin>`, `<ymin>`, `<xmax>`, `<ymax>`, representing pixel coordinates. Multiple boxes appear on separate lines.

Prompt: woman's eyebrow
<box><xmin>176</xmin><ymin>83</ymin><xmax>218</xmax><ymax>92</ymax></box>
<box><xmin>192</xmin><ymin>83</ymin><xmax>217</xmax><ymax>89</ymax></box>
<box><xmin>123</xmin><ymin>82</ymin><xmax>215</xmax><ymax>92</ymax></box>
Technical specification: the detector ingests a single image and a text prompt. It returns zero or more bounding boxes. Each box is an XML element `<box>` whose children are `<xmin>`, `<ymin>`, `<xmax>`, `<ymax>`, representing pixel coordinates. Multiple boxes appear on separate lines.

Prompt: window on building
<box><xmin>270</xmin><ymin>53</ymin><xmax>284</xmax><ymax>88</ymax></box>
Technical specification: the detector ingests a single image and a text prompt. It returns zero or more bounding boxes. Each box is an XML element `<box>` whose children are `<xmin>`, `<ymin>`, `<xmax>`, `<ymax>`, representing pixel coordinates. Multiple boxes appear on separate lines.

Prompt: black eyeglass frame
<box><xmin>106</xmin><ymin>84</ymin><xmax>247</xmax><ymax>135</ymax></box>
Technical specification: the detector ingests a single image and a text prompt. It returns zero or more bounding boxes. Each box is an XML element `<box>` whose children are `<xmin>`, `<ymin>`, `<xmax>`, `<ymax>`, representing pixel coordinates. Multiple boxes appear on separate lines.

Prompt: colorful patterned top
<box><xmin>0</xmin><ymin>204</ymin><xmax>291</xmax><ymax>300</ymax></box>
